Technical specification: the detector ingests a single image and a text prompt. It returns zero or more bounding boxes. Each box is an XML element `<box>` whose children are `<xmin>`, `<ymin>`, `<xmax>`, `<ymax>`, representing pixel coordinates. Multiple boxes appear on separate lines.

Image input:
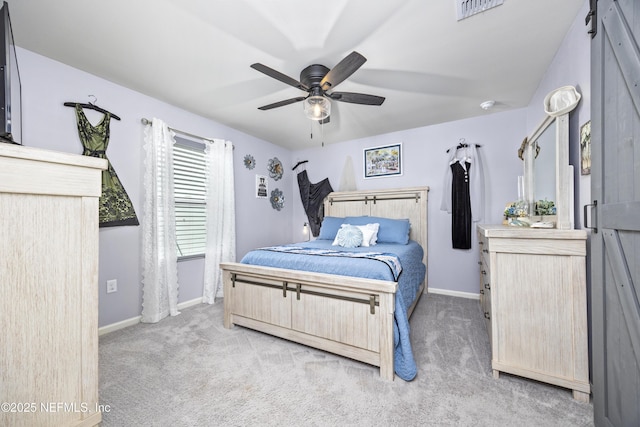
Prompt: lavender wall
<box><xmin>525</xmin><ymin>0</ymin><xmax>591</xmax><ymax>229</ymax></box>
<box><xmin>18</xmin><ymin>47</ymin><xmax>295</xmax><ymax>327</ymax></box>
<box><xmin>14</xmin><ymin>1</ymin><xmax>590</xmax><ymax>326</ymax></box>
<box><xmin>291</xmin><ymin>109</ymin><xmax>526</xmax><ymax>296</ymax></box>
<box><xmin>290</xmin><ymin>1</ymin><xmax>591</xmax><ymax>296</ymax></box>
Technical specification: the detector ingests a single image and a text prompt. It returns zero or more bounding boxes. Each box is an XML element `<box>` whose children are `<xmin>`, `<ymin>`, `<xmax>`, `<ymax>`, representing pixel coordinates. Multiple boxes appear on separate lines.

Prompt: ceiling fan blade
<box><xmin>328</xmin><ymin>92</ymin><xmax>385</xmax><ymax>106</ymax></box>
<box><xmin>251</xmin><ymin>63</ymin><xmax>309</xmax><ymax>91</ymax></box>
<box><xmin>320</xmin><ymin>51</ymin><xmax>367</xmax><ymax>91</ymax></box>
<box><xmin>257</xmin><ymin>96</ymin><xmax>307</xmax><ymax>110</ymax></box>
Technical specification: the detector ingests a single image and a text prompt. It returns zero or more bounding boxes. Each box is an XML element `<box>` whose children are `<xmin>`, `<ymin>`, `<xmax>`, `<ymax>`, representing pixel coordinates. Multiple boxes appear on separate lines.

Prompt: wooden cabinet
<box><xmin>0</xmin><ymin>144</ymin><xmax>106</xmax><ymax>427</ymax></box>
<box><xmin>477</xmin><ymin>225</ymin><xmax>590</xmax><ymax>402</ymax></box>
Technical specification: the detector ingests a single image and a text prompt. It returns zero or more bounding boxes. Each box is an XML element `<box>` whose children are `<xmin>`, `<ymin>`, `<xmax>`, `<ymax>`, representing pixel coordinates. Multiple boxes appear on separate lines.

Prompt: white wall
<box><xmin>18</xmin><ymin>47</ymin><xmax>295</xmax><ymax>327</ymax></box>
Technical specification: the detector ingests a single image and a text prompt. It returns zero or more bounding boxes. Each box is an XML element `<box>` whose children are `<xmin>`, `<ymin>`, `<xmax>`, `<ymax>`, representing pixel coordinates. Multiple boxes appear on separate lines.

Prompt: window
<box><xmin>173</xmin><ymin>138</ymin><xmax>207</xmax><ymax>258</ymax></box>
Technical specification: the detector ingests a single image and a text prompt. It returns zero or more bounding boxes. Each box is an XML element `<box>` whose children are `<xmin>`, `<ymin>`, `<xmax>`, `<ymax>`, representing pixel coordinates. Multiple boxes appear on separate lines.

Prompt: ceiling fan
<box><xmin>251</xmin><ymin>51</ymin><xmax>385</xmax><ymax>123</ymax></box>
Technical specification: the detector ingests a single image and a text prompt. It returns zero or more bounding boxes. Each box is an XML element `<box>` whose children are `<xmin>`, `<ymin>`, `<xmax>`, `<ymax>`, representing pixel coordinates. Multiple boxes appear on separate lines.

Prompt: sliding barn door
<box><xmin>591</xmin><ymin>0</ymin><xmax>640</xmax><ymax>425</ymax></box>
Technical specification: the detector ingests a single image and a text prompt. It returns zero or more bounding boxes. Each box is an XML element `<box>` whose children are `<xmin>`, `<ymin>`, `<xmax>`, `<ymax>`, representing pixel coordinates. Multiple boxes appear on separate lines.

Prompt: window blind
<box><xmin>173</xmin><ymin>142</ymin><xmax>207</xmax><ymax>258</ymax></box>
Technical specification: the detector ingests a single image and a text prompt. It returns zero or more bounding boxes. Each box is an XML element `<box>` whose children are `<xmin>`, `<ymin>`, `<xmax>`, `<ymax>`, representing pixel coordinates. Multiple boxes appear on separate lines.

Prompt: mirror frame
<box><xmin>523</xmin><ymin>112</ymin><xmax>572</xmax><ymax>229</ymax></box>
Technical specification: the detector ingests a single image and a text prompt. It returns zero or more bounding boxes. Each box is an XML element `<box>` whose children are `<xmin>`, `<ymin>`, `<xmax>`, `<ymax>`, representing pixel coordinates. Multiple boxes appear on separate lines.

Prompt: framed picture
<box><xmin>580</xmin><ymin>120</ymin><xmax>591</xmax><ymax>175</ymax></box>
<box><xmin>255</xmin><ymin>174</ymin><xmax>268</xmax><ymax>198</ymax></box>
<box><xmin>364</xmin><ymin>143</ymin><xmax>402</xmax><ymax>178</ymax></box>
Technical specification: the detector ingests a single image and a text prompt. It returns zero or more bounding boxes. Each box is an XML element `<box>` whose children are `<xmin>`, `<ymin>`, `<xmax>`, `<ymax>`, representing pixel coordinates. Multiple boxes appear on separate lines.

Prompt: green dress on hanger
<box><xmin>74</xmin><ymin>104</ymin><xmax>139</xmax><ymax>227</ymax></box>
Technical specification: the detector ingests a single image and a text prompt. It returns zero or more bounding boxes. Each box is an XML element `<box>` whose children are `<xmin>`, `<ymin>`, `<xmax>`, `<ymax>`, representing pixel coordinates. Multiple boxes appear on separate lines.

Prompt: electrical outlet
<box><xmin>106</xmin><ymin>279</ymin><xmax>118</xmax><ymax>294</ymax></box>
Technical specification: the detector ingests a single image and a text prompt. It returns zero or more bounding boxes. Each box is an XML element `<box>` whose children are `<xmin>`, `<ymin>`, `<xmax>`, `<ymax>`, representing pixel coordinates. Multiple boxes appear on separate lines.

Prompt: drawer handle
<box><xmin>484</xmin><ymin>283</ymin><xmax>491</xmax><ymax>290</ymax></box>
<box><xmin>481</xmin><ymin>270</ymin><xmax>487</xmax><ymax>275</ymax></box>
<box><xmin>480</xmin><ymin>289</ymin><xmax>485</xmax><ymax>295</ymax></box>
<box><xmin>483</xmin><ymin>249</ymin><xmax>488</xmax><ymax>253</ymax></box>
<box><xmin>484</xmin><ymin>312</ymin><xmax>491</xmax><ymax>320</ymax></box>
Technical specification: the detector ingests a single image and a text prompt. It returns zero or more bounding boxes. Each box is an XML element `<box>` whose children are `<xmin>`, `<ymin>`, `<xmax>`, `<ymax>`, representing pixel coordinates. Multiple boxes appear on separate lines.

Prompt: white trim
<box><xmin>427</xmin><ymin>287</ymin><xmax>479</xmax><ymax>300</ymax></box>
<box><xmin>98</xmin><ymin>297</ymin><xmax>205</xmax><ymax>336</ymax></box>
<box><xmin>177</xmin><ymin>296</ymin><xmax>205</xmax><ymax>310</ymax></box>
<box><xmin>98</xmin><ymin>315</ymin><xmax>140</xmax><ymax>336</ymax></box>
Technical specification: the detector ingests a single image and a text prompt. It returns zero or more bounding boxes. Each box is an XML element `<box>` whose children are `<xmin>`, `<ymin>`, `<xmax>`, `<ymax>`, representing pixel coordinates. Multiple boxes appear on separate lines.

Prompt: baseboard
<box><xmin>427</xmin><ymin>287</ymin><xmax>479</xmax><ymax>300</ymax></box>
<box><xmin>98</xmin><ymin>297</ymin><xmax>204</xmax><ymax>336</ymax></box>
<box><xmin>177</xmin><ymin>296</ymin><xmax>205</xmax><ymax>310</ymax></box>
<box><xmin>98</xmin><ymin>316</ymin><xmax>141</xmax><ymax>336</ymax></box>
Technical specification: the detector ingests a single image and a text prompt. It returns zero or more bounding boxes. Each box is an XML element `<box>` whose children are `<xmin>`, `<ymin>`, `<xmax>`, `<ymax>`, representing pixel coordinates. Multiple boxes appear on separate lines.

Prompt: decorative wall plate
<box><xmin>270</xmin><ymin>188</ymin><xmax>284</xmax><ymax>211</ymax></box>
<box><xmin>267</xmin><ymin>157</ymin><xmax>283</xmax><ymax>180</ymax></box>
<box><xmin>243</xmin><ymin>154</ymin><xmax>256</xmax><ymax>170</ymax></box>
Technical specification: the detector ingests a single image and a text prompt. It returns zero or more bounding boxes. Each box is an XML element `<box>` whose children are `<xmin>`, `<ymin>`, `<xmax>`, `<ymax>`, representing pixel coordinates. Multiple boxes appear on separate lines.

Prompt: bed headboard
<box><xmin>323</xmin><ymin>186</ymin><xmax>429</xmax><ymax>265</ymax></box>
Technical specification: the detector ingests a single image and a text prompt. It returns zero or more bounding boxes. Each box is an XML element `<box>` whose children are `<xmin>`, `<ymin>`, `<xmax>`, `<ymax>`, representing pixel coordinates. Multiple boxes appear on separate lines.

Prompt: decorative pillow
<box><xmin>332</xmin><ymin>225</ymin><xmax>363</xmax><ymax>248</ymax></box>
<box><xmin>349</xmin><ymin>223</ymin><xmax>379</xmax><ymax>247</ymax></box>
<box><xmin>344</xmin><ymin>216</ymin><xmax>410</xmax><ymax>244</ymax></box>
<box><xmin>317</xmin><ymin>216</ymin><xmax>345</xmax><ymax>240</ymax></box>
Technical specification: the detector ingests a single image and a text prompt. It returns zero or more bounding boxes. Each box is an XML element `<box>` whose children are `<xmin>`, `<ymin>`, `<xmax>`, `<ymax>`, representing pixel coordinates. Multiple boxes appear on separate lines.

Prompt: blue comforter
<box><xmin>240</xmin><ymin>239</ymin><xmax>426</xmax><ymax>381</ymax></box>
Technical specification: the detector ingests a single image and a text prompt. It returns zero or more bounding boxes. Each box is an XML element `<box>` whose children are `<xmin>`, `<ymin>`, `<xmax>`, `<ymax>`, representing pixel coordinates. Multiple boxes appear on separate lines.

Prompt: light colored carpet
<box><xmin>98</xmin><ymin>293</ymin><xmax>594</xmax><ymax>426</ymax></box>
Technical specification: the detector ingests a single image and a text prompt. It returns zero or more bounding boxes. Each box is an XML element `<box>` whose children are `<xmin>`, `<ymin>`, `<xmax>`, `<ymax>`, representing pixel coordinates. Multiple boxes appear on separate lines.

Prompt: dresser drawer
<box><xmin>477</xmin><ymin>230</ymin><xmax>492</xmax><ymax>343</ymax></box>
<box><xmin>476</xmin><ymin>224</ymin><xmax>590</xmax><ymax>401</ymax></box>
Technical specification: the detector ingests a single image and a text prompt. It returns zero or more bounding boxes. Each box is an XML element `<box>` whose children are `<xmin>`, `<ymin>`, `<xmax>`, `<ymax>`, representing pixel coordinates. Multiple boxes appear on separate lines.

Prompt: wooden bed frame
<box><xmin>221</xmin><ymin>186</ymin><xmax>429</xmax><ymax>380</ymax></box>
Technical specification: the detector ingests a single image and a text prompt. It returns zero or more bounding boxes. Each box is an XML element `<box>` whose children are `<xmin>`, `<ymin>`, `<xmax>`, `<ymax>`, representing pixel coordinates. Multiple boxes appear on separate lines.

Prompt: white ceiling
<box><xmin>11</xmin><ymin>0</ymin><xmax>584</xmax><ymax>150</ymax></box>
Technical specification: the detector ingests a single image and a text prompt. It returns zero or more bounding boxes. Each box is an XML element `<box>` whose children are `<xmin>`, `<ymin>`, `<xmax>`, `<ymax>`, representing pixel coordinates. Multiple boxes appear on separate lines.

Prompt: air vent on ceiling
<box><xmin>456</xmin><ymin>0</ymin><xmax>504</xmax><ymax>21</ymax></box>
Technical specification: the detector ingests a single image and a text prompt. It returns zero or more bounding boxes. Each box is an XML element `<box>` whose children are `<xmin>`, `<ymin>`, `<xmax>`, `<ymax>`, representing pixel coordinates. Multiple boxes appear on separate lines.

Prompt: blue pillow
<box><xmin>317</xmin><ymin>216</ymin><xmax>345</xmax><ymax>240</ymax></box>
<box><xmin>333</xmin><ymin>225</ymin><xmax>363</xmax><ymax>248</ymax></box>
<box><xmin>344</xmin><ymin>216</ymin><xmax>410</xmax><ymax>244</ymax></box>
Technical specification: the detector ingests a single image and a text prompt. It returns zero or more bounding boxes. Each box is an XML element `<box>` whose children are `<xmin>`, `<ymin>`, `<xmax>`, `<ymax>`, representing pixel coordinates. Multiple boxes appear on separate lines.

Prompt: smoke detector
<box><xmin>456</xmin><ymin>0</ymin><xmax>504</xmax><ymax>21</ymax></box>
<box><xmin>480</xmin><ymin>100</ymin><xmax>496</xmax><ymax>110</ymax></box>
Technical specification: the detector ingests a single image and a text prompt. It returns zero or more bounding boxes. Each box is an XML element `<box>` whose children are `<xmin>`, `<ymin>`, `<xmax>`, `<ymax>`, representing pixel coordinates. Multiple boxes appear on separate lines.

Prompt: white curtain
<box><xmin>203</xmin><ymin>139</ymin><xmax>236</xmax><ymax>303</ymax></box>
<box><xmin>141</xmin><ymin>118</ymin><xmax>180</xmax><ymax>323</ymax></box>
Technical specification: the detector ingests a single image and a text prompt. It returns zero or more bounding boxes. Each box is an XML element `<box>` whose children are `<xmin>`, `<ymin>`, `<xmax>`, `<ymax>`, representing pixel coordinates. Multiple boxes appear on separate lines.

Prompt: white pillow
<box><xmin>336</xmin><ymin>223</ymin><xmax>379</xmax><ymax>247</ymax></box>
<box><xmin>364</xmin><ymin>223</ymin><xmax>380</xmax><ymax>245</ymax></box>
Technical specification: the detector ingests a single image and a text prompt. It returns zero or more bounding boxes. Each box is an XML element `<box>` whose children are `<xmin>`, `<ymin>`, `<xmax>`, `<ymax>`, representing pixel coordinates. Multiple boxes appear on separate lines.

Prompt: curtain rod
<box><xmin>140</xmin><ymin>118</ymin><xmax>233</xmax><ymax>148</ymax></box>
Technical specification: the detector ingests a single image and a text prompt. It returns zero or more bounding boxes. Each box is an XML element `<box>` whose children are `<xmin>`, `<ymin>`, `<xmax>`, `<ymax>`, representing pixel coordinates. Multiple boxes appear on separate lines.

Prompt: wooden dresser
<box><xmin>0</xmin><ymin>144</ymin><xmax>106</xmax><ymax>426</ymax></box>
<box><xmin>477</xmin><ymin>224</ymin><xmax>590</xmax><ymax>402</ymax></box>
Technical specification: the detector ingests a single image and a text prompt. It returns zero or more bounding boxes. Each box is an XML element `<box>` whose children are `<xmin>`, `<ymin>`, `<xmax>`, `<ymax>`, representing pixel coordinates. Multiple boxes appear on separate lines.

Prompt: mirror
<box><xmin>521</xmin><ymin>86</ymin><xmax>580</xmax><ymax>230</ymax></box>
<box><xmin>523</xmin><ymin>113</ymin><xmax>572</xmax><ymax>229</ymax></box>
<box><xmin>532</xmin><ymin>120</ymin><xmax>556</xmax><ymax>204</ymax></box>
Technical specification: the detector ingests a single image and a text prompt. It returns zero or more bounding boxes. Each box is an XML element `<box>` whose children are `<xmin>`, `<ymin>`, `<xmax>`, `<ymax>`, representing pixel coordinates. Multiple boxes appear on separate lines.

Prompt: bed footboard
<box><xmin>221</xmin><ymin>262</ymin><xmax>397</xmax><ymax>380</ymax></box>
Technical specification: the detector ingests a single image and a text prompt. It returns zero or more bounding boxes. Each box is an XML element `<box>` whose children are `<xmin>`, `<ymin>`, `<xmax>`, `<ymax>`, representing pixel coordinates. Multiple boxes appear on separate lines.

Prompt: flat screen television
<box><xmin>0</xmin><ymin>1</ymin><xmax>21</xmax><ymax>145</ymax></box>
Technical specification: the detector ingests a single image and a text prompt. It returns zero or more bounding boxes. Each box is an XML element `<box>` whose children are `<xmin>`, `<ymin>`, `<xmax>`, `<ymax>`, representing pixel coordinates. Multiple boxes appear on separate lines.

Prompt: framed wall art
<box><xmin>364</xmin><ymin>143</ymin><xmax>402</xmax><ymax>178</ymax></box>
<box><xmin>255</xmin><ymin>174</ymin><xmax>268</xmax><ymax>198</ymax></box>
<box><xmin>580</xmin><ymin>120</ymin><xmax>591</xmax><ymax>175</ymax></box>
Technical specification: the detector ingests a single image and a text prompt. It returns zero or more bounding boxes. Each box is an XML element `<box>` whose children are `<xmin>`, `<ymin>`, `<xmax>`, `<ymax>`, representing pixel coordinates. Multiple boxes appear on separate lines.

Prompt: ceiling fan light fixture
<box><xmin>304</xmin><ymin>95</ymin><xmax>330</xmax><ymax>120</ymax></box>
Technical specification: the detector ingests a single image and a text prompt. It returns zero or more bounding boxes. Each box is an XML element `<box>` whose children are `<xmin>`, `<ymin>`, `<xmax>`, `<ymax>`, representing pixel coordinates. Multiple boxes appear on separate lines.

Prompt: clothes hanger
<box><xmin>64</xmin><ymin>95</ymin><xmax>121</xmax><ymax>120</ymax></box>
<box><xmin>292</xmin><ymin>160</ymin><xmax>308</xmax><ymax>171</ymax></box>
<box><xmin>446</xmin><ymin>138</ymin><xmax>482</xmax><ymax>153</ymax></box>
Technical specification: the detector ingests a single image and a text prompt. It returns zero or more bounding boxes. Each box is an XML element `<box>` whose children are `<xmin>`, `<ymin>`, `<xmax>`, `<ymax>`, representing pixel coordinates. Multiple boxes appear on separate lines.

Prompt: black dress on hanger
<box><xmin>450</xmin><ymin>160</ymin><xmax>472</xmax><ymax>249</ymax></box>
<box><xmin>295</xmin><ymin>167</ymin><xmax>333</xmax><ymax>237</ymax></box>
<box><xmin>442</xmin><ymin>141</ymin><xmax>484</xmax><ymax>250</ymax></box>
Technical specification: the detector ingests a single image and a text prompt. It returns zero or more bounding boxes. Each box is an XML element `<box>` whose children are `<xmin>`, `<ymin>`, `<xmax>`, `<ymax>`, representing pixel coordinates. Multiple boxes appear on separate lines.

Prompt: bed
<box><xmin>221</xmin><ymin>186</ymin><xmax>429</xmax><ymax>380</ymax></box>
